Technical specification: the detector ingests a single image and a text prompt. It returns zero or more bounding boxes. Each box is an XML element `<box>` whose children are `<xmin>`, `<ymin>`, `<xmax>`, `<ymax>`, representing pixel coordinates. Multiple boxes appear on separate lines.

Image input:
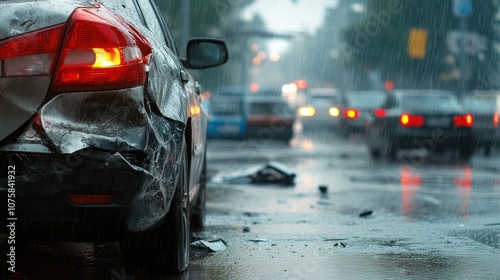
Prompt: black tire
<box><xmin>279</xmin><ymin>126</ymin><xmax>293</xmax><ymax>142</ymax></box>
<box><xmin>165</xmin><ymin>153</ymin><xmax>190</xmax><ymax>274</ymax></box>
<box><xmin>191</xmin><ymin>152</ymin><xmax>207</xmax><ymax>231</ymax></box>
<box><xmin>120</xmin><ymin>147</ymin><xmax>190</xmax><ymax>276</ymax></box>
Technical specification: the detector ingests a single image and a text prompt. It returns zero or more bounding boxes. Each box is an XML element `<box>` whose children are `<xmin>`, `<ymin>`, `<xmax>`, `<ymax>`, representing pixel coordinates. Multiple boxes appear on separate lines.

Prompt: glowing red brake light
<box><xmin>344</xmin><ymin>108</ymin><xmax>359</xmax><ymax>119</ymax></box>
<box><xmin>400</xmin><ymin>113</ymin><xmax>424</xmax><ymax>127</ymax></box>
<box><xmin>374</xmin><ymin>108</ymin><xmax>387</xmax><ymax>118</ymax></box>
<box><xmin>51</xmin><ymin>7</ymin><xmax>152</xmax><ymax>92</ymax></box>
<box><xmin>453</xmin><ymin>113</ymin><xmax>473</xmax><ymax>128</ymax></box>
<box><xmin>493</xmin><ymin>113</ymin><xmax>499</xmax><ymax>127</ymax></box>
<box><xmin>0</xmin><ymin>24</ymin><xmax>66</xmax><ymax>76</ymax></box>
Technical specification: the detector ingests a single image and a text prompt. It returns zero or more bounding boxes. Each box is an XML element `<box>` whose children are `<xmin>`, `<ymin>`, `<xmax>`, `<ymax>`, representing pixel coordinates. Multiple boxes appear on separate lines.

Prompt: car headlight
<box><xmin>298</xmin><ymin>106</ymin><xmax>315</xmax><ymax>117</ymax></box>
<box><xmin>329</xmin><ymin>107</ymin><xmax>340</xmax><ymax>117</ymax></box>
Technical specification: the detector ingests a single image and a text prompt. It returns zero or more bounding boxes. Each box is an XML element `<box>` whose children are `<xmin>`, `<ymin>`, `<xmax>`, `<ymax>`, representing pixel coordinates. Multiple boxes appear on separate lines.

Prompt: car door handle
<box><xmin>180</xmin><ymin>70</ymin><xmax>188</xmax><ymax>83</ymax></box>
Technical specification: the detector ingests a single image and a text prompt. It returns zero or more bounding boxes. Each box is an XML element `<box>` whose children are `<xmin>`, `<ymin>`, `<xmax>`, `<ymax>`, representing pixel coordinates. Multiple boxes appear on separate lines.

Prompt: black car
<box><xmin>462</xmin><ymin>93</ymin><xmax>500</xmax><ymax>155</ymax></box>
<box><xmin>247</xmin><ymin>94</ymin><xmax>295</xmax><ymax>142</ymax></box>
<box><xmin>338</xmin><ymin>90</ymin><xmax>387</xmax><ymax>137</ymax></box>
<box><xmin>366</xmin><ymin>90</ymin><xmax>474</xmax><ymax>160</ymax></box>
<box><xmin>0</xmin><ymin>0</ymin><xmax>227</xmax><ymax>275</ymax></box>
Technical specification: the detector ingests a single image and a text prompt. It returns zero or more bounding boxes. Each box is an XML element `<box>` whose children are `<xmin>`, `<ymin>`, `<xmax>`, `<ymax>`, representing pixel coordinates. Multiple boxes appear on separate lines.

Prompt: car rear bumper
<box><xmin>472</xmin><ymin>128</ymin><xmax>500</xmax><ymax>146</ymax></box>
<box><xmin>208</xmin><ymin>121</ymin><xmax>246</xmax><ymax>138</ymax></box>
<box><xmin>390</xmin><ymin>128</ymin><xmax>473</xmax><ymax>151</ymax></box>
<box><xmin>0</xmin><ymin>149</ymin><xmax>166</xmax><ymax>241</ymax></box>
<box><xmin>246</xmin><ymin>118</ymin><xmax>295</xmax><ymax>140</ymax></box>
<box><xmin>299</xmin><ymin>115</ymin><xmax>339</xmax><ymax>128</ymax></box>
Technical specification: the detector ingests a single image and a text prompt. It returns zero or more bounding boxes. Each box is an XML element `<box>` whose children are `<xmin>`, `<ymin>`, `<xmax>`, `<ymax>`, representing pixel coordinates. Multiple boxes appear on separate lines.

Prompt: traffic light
<box><xmin>408</xmin><ymin>28</ymin><xmax>428</xmax><ymax>59</ymax></box>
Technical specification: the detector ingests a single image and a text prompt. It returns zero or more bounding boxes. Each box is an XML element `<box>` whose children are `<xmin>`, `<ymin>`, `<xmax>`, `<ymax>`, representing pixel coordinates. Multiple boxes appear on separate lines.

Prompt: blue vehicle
<box><xmin>207</xmin><ymin>87</ymin><xmax>248</xmax><ymax>138</ymax></box>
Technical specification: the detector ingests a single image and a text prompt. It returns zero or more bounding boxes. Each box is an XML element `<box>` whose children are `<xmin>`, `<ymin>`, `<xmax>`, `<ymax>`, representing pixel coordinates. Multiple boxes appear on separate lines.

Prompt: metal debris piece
<box><xmin>318</xmin><ymin>185</ymin><xmax>328</xmax><ymax>193</ymax></box>
<box><xmin>334</xmin><ymin>242</ymin><xmax>347</xmax><ymax>247</ymax></box>
<box><xmin>243</xmin><ymin>212</ymin><xmax>259</xmax><ymax>217</ymax></box>
<box><xmin>211</xmin><ymin>161</ymin><xmax>296</xmax><ymax>185</ymax></box>
<box><xmin>248</xmin><ymin>238</ymin><xmax>268</xmax><ymax>243</ymax></box>
<box><xmin>323</xmin><ymin>238</ymin><xmax>349</xmax><ymax>242</ymax></box>
<box><xmin>359</xmin><ymin>210</ymin><xmax>373</xmax><ymax>217</ymax></box>
<box><xmin>190</xmin><ymin>239</ymin><xmax>227</xmax><ymax>252</ymax></box>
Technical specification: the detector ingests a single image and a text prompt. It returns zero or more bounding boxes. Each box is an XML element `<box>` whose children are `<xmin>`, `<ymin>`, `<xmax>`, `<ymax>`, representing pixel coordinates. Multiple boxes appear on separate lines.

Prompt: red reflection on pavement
<box><xmin>400</xmin><ymin>165</ymin><xmax>421</xmax><ymax>219</ymax></box>
<box><xmin>454</xmin><ymin>165</ymin><xmax>472</xmax><ymax>220</ymax></box>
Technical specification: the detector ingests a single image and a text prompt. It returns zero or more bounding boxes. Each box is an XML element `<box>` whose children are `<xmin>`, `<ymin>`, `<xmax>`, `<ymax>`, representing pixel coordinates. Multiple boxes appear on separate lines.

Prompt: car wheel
<box><xmin>282</xmin><ymin>126</ymin><xmax>293</xmax><ymax>143</ymax></box>
<box><xmin>120</xmin><ymin>147</ymin><xmax>190</xmax><ymax>276</ymax></box>
<box><xmin>191</xmin><ymin>151</ymin><xmax>206</xmax><ymax>231</ymax></box>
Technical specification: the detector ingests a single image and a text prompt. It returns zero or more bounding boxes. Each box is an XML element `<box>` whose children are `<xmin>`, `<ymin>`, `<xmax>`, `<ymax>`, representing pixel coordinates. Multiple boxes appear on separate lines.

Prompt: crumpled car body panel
<box><xmin>0</xmin><ymin>0</ymin><xmax>207</xmax><ymax>237</ymax></box>
<box><xmin>1</xmin><ymin>86</ymin><xmax>185</xmax><ymax>233</ymax></box>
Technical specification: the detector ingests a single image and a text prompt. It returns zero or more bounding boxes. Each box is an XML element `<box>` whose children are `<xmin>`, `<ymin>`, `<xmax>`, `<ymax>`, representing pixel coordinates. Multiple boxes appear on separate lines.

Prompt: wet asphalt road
<box><xmin>1</xmin><ymin>130</ymin><xmax>500</xmax><ymax>279</ymax></box>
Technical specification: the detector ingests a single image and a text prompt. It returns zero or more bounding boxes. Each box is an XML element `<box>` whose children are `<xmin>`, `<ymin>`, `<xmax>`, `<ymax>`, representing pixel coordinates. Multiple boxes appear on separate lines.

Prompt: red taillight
<box><xmin>0</xmin><ymin>24</ymin><xmax>66</xmax><ymax>76</ymax></box>
<box><xmin>453</xmin><ymin>113</ymin><xmax>473</xmax><ymax>128</ymax></box>
<box><xmin>400</xmin><ymin>113</ymin><xmax>424</xmax><ymax>127</ymax></box>
<box><xmin>66</xmin><ymin>194</ymin><xmax>113</xmax><ymax>205</ymax></box>
<box><xmin>344</xmin><ymin>108</ymin><xmax>359</xmax><ymax>119</ymax></box>
<box><xmin>51</xmin><ymin>7</ymin><xmax>152</xmax><ymax>92</ymax></box>
<box><xmin>374</xmin><ymin>108</ymin><xmax>387</xmax><ymax>118</ymax></box>
<box><xmin>494</xmin><ymin>113</ymin><xmax>499</xmax><ymax>127</ymax></box>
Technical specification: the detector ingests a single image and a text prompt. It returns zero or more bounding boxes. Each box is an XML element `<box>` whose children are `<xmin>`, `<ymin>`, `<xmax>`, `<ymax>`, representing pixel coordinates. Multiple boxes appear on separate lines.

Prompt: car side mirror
<box><xmin>184</xmin><ymin>38</ymin><xmax>228</xmax><ymax>69</ymax></box>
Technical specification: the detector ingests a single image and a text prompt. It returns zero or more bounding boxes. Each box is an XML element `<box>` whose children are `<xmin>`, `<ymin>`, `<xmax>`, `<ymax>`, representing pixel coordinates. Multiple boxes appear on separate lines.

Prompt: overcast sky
<box><xmin>241</xmin><ymin>0</ymin><xmax>339</xmax><ymax>35</ymax></box>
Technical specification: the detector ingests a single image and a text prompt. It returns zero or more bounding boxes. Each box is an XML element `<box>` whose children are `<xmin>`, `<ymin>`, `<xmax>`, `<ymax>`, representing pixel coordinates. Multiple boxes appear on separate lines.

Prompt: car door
<box><xmin>135</xmin><ymin>0</ymin><xmax>203</xmax><ymax>201</ymax></box>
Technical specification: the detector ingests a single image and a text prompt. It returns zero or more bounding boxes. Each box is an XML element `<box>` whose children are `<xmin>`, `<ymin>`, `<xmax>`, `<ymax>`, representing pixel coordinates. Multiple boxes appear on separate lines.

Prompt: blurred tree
<box><xmin>341</xmin><ymin>0</ymin><xmax>497</xmax><ymax>91</ymax></box>
<box><xmin>154</xmin><ymin>0</ymin><xmax>257</xmax><ymax>89</ymax></box>
<box><xmin>155</xmin><ymin>0</ymin><xmax>254</xmax><ymax>39</ymax></box>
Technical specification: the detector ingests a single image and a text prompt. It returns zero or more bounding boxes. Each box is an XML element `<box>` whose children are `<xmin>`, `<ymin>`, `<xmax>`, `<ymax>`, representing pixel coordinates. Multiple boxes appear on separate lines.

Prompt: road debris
<box><xmin>359</xmin><ymin>210</ymin><xmax>373</xmax><ymax>217</ymax></box>
<box><xmin>323</xmin><ymin>238</ymin><xmax>349</xmax><ymax>242</ymax></box>
<box><xmin>243</xmin><ymin>226</ymin><xmax>251</xmax><ymax>233</ymax></box>
<box><xmin>318</xmin><ymin>185</ymin><xmax>328</xmax><ymax>193</ymax></box>
<box><xmin>248</xmin><ymin>238</ymin><xmax>268</xmax><ymax>243</ymax></box>
<box><xmin>243</xmin><ymin>212</ymin><xmax>259</xmax><ymax>217</ymax></box>
<box><xmin>211</xmin><ymin>161</ymin><xmax>296</xmax><ymax>185</ymax></box>
<box><xmin>190</xmin><ymin>239</ymin><xmax>227</xmax><ymax>252</ymax></box>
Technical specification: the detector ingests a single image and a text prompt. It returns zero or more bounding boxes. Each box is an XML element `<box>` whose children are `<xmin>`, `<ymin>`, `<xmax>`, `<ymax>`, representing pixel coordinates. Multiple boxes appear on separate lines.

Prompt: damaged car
<box><xmin>0</xmin><ymin>0</ymin><xmax>227</xmax><ymax>275</ymax></box>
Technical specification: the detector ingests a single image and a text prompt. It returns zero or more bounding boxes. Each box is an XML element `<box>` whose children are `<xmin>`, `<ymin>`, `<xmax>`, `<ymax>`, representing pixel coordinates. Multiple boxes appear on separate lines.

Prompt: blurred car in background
<box><xmin>207</xmin><ymin>86</ymin><xmax>248</xmax><ymax>139</ymax></box>
<box><xmin>338</xmin><ymin>90</ymin><xmax>387</xmax><ymax>137</ymax></box>
<box><xmin>247</xmin><ymin>92</ymin><xmax>295</xmax><ymax>142</ymax></box>
<box><xmin>0</xmin><ymin>0</ymin><xmax>227</xmax><ymax>275</ymax></box>
<box><xmin>462</xmin><ymin>91</ymin><xmax>500</xmax><ymax>155</ymax></box>
<box><xmin>297</xmin><ymin>88</ymin><xmax>342</xmax><ymax>131</ymax></box>
<box><xmin>366</xmin><ymin>89</ymin><xmax>474</xmax><ymax>160</ymax></box>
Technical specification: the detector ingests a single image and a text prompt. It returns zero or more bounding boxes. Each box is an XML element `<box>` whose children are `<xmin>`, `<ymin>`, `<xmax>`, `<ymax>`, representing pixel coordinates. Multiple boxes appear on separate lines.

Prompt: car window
<box><xmin>398</xmin><ymin>94</ymin><xmax>462</xmax><ymax>111</ymax></box>
<box><xmin>100</xmin><ymin>0</ymin><xmax>144</xmax><ymax>25</ymax></box>
<box><xmin>309</xmin><ymin>95</ymin><xmax>341</xmax><ymax>106</ymax></box>
<box><xmin>463</xmin><ymin>97</ymin><xmax>497</xmax><ymax>113</ymax></box>
<box><xmin>345</xmin><ymin>91</ymin><xmax>386</xmax><ymax>109</ymax></box>
<box><xmin>210</xmin><ymin>95</ymin><xmax>244</xmax><ymax>115</ymax></box>
<box><xmin>136</xmin><ymin>0</ymin><xmax>169</xmax><ymax>48</ymax></box>
<box><xmin>249</xmin><ymin>101</ymin><xmax>293</xmax><ymax>115</ymax></box>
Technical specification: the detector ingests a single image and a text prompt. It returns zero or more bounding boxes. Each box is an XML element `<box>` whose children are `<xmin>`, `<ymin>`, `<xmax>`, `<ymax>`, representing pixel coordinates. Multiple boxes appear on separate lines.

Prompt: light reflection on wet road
<box><xmin>1</xmin><ymin>131</ymin><xmax>500</xmax><ymax>279</ymax></box>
